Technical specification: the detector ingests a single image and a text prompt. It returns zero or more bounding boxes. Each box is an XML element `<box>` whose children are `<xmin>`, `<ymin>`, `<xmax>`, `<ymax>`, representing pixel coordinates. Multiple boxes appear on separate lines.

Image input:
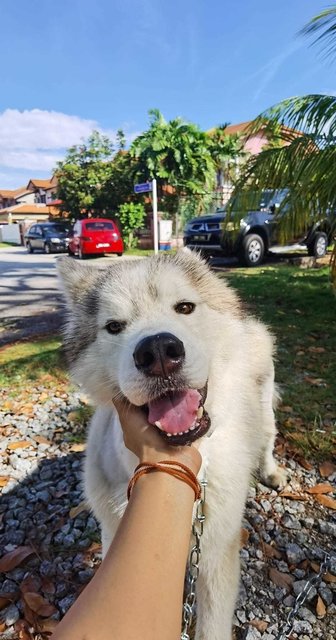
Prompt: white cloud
<box><xmin>0</xmin><ymin>109</ymin><xmax>140</xmax><ymax>182</ymax></box>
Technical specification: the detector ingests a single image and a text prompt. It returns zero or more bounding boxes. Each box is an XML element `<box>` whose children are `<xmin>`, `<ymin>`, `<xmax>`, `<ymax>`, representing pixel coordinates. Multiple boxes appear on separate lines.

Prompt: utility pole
<box><xmin>152</xmin><ymin>178</ymin><xmax>158</xmax><ymax>254</ymax></box>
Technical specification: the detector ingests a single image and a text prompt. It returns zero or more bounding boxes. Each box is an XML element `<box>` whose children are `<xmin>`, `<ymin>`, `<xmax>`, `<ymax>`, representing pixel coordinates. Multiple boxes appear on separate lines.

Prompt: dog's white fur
<box><xmin>58</xmin><ymin>250</ymin><xmax>285</xmax><ymax>640</ymax></box>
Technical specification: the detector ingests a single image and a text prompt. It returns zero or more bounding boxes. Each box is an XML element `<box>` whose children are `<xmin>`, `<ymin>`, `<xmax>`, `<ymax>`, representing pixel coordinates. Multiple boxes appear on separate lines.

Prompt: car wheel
<box><xmin>117</xmin><ymin>253</ymin><xmax>123</xmax><ymax>257</ymax></box>
<box><xmin>239</xmin><ymin>234</ymin><xmax>265</xmax><ymax>267</ymax></box>
<box><xmin>307</xmin><ymin>232</ymin><xmax>328</xmax><ymax>258</ymax></box>
<box><xmin>26</xmin><ymin>242</ymin><xmax>33</xmax><ymax>254</ymax></box>
<box><xmin>44</xmin><ymin>243</ymin><xmax>51</xmax><ymax>254</ymax></box>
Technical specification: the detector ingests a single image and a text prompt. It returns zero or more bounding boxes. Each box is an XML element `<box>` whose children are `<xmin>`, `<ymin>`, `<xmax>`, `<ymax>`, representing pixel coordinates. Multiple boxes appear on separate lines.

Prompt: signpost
<box><xmin>134</xmin><ymin>179</ymin><xmax>158</xmax><ymax>254</ymax></box>
<box><xmin>134</xmin><ymin>182</ymin><xmax>152</xmax><ymax>194</ymax></box>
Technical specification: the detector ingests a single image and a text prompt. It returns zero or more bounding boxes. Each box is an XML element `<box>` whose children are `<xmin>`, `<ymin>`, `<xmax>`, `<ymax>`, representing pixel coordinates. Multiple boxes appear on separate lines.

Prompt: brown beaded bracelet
<box><xmin>127</xmin><ymin>460</ymin><xmax>201</xmax><ymax>501</ymax></box>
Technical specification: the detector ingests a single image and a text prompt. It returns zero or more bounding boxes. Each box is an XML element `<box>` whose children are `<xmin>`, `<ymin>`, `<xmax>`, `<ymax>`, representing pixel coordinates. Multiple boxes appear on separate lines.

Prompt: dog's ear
<box><xmin>57</xmin><ymin>257</ymin><xmax>101</xmax><ymax>308</ymax></box>
<box><xmin>173</xmin><ymin>249</ymin><xmax>242</xmax><ymax>316</ymax></box>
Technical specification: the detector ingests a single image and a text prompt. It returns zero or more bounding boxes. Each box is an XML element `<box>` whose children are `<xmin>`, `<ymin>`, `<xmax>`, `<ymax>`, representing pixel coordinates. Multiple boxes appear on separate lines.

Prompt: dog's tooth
<box><xmin>189</xmin><ymin>425</ymin><xmax>196</xmax><ymax>431</ymax></box>
<box><xmin>167</xmin><ymin>433</ymin><xmax>172</xmax><ymax>437</ymax></box>
<box><xmin>155</xmin><ymin>421</ymin><xmax>162</xmax><ymax>429</ymax></box>
<box><xmin>197</xmin><ymin>406</ymin><xmax>204</xmax><ymax>419</ymax></box>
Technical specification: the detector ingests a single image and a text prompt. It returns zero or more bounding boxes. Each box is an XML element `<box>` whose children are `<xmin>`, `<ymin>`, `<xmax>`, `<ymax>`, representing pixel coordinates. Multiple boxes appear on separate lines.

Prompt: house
<box><xmin>0</xmin><ymin>176</ymin><xmax>64</xmax><ymax>244</ymax></box>
<box><xmin>209</xmin><ymin>120</ymin><xmax>292</xmax><ymax>205</ymax></box>
<box><xmin>0</xmin><ymin>177</ymin><xmax>62</xmax><ymax>224</ymax></box>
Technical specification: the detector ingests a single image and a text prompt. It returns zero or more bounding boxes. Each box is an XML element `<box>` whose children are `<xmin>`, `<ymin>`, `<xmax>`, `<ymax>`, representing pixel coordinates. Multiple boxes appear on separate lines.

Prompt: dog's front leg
<box><xmin>195</xmin><ymin>536</ymin><xmax>240</xmax><ymax>640</ymax></box>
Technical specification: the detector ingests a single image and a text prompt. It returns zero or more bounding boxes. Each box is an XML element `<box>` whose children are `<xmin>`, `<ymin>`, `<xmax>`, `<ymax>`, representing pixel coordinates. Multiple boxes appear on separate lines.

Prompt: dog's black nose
<box><xmin>133</xmin><ymin>332</ymin><xmax>185</xmax><ymax>377</ymax></box>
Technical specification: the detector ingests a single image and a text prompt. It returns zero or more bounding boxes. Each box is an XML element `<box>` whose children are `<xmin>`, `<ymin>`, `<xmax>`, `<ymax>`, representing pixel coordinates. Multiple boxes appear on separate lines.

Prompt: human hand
<box><xmin>113</xmin><ymin>397</ymin><xmax>202</xmax><ymax>476</ymax></box>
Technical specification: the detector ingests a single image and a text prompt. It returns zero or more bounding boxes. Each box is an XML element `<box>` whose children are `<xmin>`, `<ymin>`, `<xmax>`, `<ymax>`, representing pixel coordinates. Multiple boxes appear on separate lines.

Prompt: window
<box><xmin>85</xmin><ymin>221</ymin><xmax>114</xmax><ymax>230</ymax></box>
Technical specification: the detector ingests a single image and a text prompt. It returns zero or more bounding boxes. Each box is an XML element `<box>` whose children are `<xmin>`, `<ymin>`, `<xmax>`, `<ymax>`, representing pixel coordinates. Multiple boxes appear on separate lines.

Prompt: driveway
<box><xmin>0</xmin><ymin>246</ymin><xmax>139</xmax><ymax>346</ymax></box>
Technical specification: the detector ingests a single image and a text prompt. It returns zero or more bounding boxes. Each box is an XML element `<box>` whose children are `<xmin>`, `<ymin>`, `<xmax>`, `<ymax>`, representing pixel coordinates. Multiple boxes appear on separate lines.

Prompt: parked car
<box><xmin>25</xmin><ymin>222</ymin><xmax>72</xmax><ymax>254</ymax></box>
<box><xmin>68</xmin><ymin>218</ymin><xmax>124</xmax><ymax>259</ymax></box>
<box><xmin>183</xmin><ymin>190</ymin><xmax>334</xmax><ymax>267</ymax></box>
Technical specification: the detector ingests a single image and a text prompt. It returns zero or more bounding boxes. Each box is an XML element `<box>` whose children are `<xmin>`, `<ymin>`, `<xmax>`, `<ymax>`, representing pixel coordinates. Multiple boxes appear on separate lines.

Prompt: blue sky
<box><xmin>0</xmin><ymin>0</ymin><xmax>333</xmax><ymax>187</ymax></box>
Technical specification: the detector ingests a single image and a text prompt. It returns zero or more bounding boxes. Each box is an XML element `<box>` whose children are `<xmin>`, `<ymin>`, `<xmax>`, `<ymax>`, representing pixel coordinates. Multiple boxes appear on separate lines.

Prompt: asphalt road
<box><xmin>0</xmin><ymin>246</ymin><xmax>138</xmax><ymax>346</ymax></box>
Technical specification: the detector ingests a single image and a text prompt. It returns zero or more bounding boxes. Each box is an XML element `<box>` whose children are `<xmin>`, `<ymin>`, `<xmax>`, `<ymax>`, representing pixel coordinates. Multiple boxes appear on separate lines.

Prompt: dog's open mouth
<box><xmin>146</xmin><ymin>385</ymin><xmax>210</xmax><ymax>446</ymax></box>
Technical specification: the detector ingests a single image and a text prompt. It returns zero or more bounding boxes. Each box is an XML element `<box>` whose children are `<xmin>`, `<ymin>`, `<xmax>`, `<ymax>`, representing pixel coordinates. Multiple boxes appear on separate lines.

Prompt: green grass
<box><xmin>224</xmin><ymin>264</ymin><xmax>336</xmax><ymax>461</ymax></box>
<box><xmin>0</xmin><ymin>336</ymin><xmax>68</xmax><ymax>390</ymax></box>
<box><xmin>124</xmin><ymin>247</ymin><xmax>176</xmax><ymax>256</ymax></box>
<box><xmin>0</xmin><ymin>241</ymin><xmax>17</xmax><ymax>248</ymax></box>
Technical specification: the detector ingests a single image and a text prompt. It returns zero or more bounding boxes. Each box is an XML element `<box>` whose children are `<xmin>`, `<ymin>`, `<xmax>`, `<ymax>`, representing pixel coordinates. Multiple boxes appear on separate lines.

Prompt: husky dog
<box><xmin>58</xmin><ymin>250</ymin><xmax>285</xmax><ymax>640</ymax></box>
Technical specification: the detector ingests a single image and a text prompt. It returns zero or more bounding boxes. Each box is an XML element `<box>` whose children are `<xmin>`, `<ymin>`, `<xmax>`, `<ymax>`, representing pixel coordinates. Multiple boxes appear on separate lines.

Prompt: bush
<box><xmin>117</xmin><ymin>202</ymin><xmax>146</xmax><ymax>249</ymax></box>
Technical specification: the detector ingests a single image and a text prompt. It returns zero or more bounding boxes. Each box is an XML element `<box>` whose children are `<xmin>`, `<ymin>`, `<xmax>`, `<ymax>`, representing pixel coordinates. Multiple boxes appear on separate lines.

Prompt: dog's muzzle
<box><xmin>133</xmin><ymin>332</ymin><xmax>185</xmax><ymax>377</ymax></box>
<box><xmin>134</xmin><ymin>332</ymin><xmax>210</xmax><ymax>446</ymax></box>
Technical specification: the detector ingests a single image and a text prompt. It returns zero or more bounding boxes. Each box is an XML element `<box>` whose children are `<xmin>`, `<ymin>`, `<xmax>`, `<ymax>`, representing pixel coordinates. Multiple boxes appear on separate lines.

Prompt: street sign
<box><xmin>134</xmin><ymin>182</ymin><xmax>152</xmax><ymax>194</ymax></box>
<box><xmin>134</xmin><ymin>179</ymin><xmax>158</xmax><ymax>254</ymax></box>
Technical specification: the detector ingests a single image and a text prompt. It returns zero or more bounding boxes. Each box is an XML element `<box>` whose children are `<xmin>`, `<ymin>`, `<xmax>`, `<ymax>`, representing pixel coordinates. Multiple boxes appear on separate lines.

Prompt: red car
<box><xmin>68</xmin><ymin>218</ymin><xmax>124</xmax><ymax>259</ymax></box>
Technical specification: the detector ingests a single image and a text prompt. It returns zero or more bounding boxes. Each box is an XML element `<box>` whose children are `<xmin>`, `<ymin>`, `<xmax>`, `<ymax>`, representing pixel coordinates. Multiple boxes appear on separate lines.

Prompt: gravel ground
<box><xmin>0</xmin><ymin>386</ymin><xmax>335</xmax><ymax>639</ymax></box>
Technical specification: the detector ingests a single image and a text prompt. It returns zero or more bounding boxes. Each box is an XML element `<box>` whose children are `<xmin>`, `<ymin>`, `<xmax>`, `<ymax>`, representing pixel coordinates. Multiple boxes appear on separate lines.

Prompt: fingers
<box><xmin>112</xmin><ymin>394</ymin><xmax>202</xmax><ymax>472</ymax></box>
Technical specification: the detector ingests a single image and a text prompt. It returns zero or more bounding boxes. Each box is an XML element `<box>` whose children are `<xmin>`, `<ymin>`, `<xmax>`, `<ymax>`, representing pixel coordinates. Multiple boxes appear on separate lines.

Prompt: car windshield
<box><xmin>42</xmin><ymin>225</ymin><xmax>70</xmax><ymax>234</ymax></box>
<box><xmin>226</xmin><ymin>189</ymin><xmax>289</xmax><ymax>213</ymax></box>
<box><xmin>85</xmin><ymin>221</ymin><xmax>114</xmax><ymax>230</ymax></box>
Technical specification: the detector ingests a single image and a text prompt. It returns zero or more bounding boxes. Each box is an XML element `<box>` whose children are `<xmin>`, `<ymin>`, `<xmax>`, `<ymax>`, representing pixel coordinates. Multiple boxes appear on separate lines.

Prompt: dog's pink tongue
<box><xmin>148</xmin><ymin>390</ymin><xmax>201</xmax><ymax>434</ymax></box>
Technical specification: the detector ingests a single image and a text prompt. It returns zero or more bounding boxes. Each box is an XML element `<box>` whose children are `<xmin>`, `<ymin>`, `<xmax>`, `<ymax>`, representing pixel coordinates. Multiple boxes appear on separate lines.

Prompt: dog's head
<box><xmin>58</xmin><ymin>250</ymin><xmax>241</xmax><ymax>445</ymax></box>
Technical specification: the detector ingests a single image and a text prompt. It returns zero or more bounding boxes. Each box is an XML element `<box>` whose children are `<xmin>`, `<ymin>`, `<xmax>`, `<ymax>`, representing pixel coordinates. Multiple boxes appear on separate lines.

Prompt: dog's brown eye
<box><xmin>174</xmin><ymin>302</ymin><xmax>195</xmax><ymax>315</ymax></box>
<box><xmin>105</xmin><ymin>320</ymin><xmax>126</xmax><ymax>334</ymax></box>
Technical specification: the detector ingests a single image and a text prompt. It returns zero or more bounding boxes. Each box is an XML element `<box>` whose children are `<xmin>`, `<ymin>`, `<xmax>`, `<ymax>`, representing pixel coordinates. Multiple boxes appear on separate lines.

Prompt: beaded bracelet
<box><xmin>127</xmin><ymin>460</ymin><xmax>201</xmax><ymax>501</ymax></box>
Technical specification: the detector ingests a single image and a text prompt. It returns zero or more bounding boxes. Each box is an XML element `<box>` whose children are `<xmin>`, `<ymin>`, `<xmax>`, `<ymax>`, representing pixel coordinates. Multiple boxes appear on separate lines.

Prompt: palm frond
<box><xmin>300</xmin><ymin>6</ymin><xmax>336</xmax><ymax>60</ymax></box>
<box><xmin>249</xmin><ymin>94</ymin><xmax>336</xmax><ymax>139</ymax></box>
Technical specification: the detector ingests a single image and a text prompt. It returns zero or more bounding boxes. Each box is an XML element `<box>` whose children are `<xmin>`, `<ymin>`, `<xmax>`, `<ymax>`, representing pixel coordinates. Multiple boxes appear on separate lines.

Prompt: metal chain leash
<box><xmin>274</xmin><ymin>551</ymin><xmax>333</xmax><ymax>640</ymax></box>
<box><xmin>180</xmin><ymin>480</ymin><xmax>332</xmax><ymax>640</ymax></box>
<box><xmin>181</xmin><ymin>479</ymin><xmax>207</xmax><ymax>640</ymax></box>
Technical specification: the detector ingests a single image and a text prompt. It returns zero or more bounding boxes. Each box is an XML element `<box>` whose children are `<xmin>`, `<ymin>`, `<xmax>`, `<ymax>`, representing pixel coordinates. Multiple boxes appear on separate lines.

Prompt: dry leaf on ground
<box><xmin>17</xmin><ymin>404</ymin><xmax>35</xmax><ymax>417</ymax></box>
<box><xmin>316</xmin><ymin>595</ymin><xmax>327</xmax><ymax>618</ymax></box>
<box><xmin>23</xmin><ymin>592</ymin><xmax>57</xmax><ymax>617</ymax></box>
<box><xmin>20</xmin><ymin>575</ymin><xmax>41</xmax><ymax>595</ymax></box>
<box><xmin>279</xmin><ymin>490</ymin><xmax>307</xmax><ymax>501</ymax></box>
<box><xmin>0</xmin><ymin>546</ymin><xmax>34</xmax><ymax>572</ymax></box>
<box><xmin>269</xmin><ymin>568</ymin><xmax>293</xmax><ymax>592</ymax></box>
<box><xmin>306</xmin><ymin>483</ymin><xmax>334</xmax><ymax>495</ymax></box>
<box><xmin>69</xmin><ymin>500</ymin><xmax>89</xmax><ymax>519</ymax></box>
<box><xmin>240</xmin><ymin>528</ymin><xmax>250</xmax><ymax>548</ymax></box>
<box><xmin>296</xmin><ymin>457</ymin><xmax>314</xmax><ymax>471</ymax></box>
<box><xmin>311</xmin><ymin>562</ymin><xmax>336</xmax><ymax>583</ymax></box>
<box><xmin>262</xmin><ymin>542</ymin><xmax>282</xmax><ymax>560</ymax></box>
<box><xmin>69</xmin><ymin>443</ymin><xmax>86</xmax><ymax>452</ymax></box>
<box><xmin>250</xmin><ymin>620</ymin><xmax>268</xmax><ymax>633</ymax></box>
<box><xmin>38</xmin><ymin>618</ymin><xmax>58</xmax><ymax>633</ymax></box>
<box><xmin>7</xmin><ymin>441</ymin><xmax>33</xmax><ymax>451</ymax></box>
<box><xmin>319</xmin><ymin>461</ymin><xmax>336</xmax><ymax>477</ymax></box>
<box><xmin>0</xmin><ymin>592</ymin><xmax>19</xmax><ymax>610</ymax></box>
<box><xmin>0</xmin><ymin>477</ymin><xmax>10</xmax><ymax>487</ymax></box>
<box><xmin>32</xmin><ymin>435</ymin><xmax>52</xmax><ymax>445</ymax></box>
<box><xmin>315</xmin><ymin>494</ymin><xmax>336</xmax><ymax>509</ymax></box>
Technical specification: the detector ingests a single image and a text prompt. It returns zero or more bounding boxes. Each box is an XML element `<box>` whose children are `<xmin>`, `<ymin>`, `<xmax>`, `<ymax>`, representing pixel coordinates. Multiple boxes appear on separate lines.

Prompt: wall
<box><xmin>0</xmin><ymin>223</ymin><xmax>21</xmax><ymax>244</ymax></box>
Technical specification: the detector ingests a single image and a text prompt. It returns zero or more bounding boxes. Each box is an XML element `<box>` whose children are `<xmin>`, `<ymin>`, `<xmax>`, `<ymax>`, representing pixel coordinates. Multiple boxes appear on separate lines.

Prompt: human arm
<box><xmin>52</xmin><ymin>400</ymin><xmax>201</xmax><ymax>640</ymax></box>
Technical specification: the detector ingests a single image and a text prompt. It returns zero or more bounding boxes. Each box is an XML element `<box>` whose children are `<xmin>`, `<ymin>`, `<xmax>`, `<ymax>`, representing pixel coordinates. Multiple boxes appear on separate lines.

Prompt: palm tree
<box><xmin>230</xmin><ymin>6</ymin><xmax>336</xmax><ymax>287</ymax></box>
<box><xmin>207</xmin><ymin>124</ymin><xmax>245</xmax><ymax>207</ymax></box>
<box><xmin>130</xmin><ymin>109</ymin><xmax>217</xmax><ymax>230</ymax></box>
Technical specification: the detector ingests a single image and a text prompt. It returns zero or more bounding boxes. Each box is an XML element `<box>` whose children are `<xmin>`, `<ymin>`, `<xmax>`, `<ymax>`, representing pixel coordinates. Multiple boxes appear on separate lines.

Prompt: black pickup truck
<box><xmin>183</xmin><ymin>191</ymin><xmax>334</xmax><ymax>267</ymax></box>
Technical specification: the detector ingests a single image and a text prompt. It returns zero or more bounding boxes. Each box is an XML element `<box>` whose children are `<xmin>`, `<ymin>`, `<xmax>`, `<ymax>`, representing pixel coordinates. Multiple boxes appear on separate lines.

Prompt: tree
<box><xmin>130</xmin><ymin>109</ymin><xmax>216</xmax><ymax>222</ymax></box>
<box><xmin>207</xmin><ymin>124</ymin><xmax>245</xmax><ymax>206</ymax></box>
<box><xmin>229</xmin><ymin>6</ymin><xmax>336</xmax><ymax>286</ymax></box>
<box><xmin>55</xmin><ymin>131</ymin><xmax>135</xmax><ymax>219</ymax></box>
<box><xmin>117</xmin><ymin>202</ymin><xmax>146</xmax><ymax>249</ymax></box>
<box><xmin>55</xmin><ymin>131</ymin><xmax>115</xmax><ymax>219</ymax></box>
